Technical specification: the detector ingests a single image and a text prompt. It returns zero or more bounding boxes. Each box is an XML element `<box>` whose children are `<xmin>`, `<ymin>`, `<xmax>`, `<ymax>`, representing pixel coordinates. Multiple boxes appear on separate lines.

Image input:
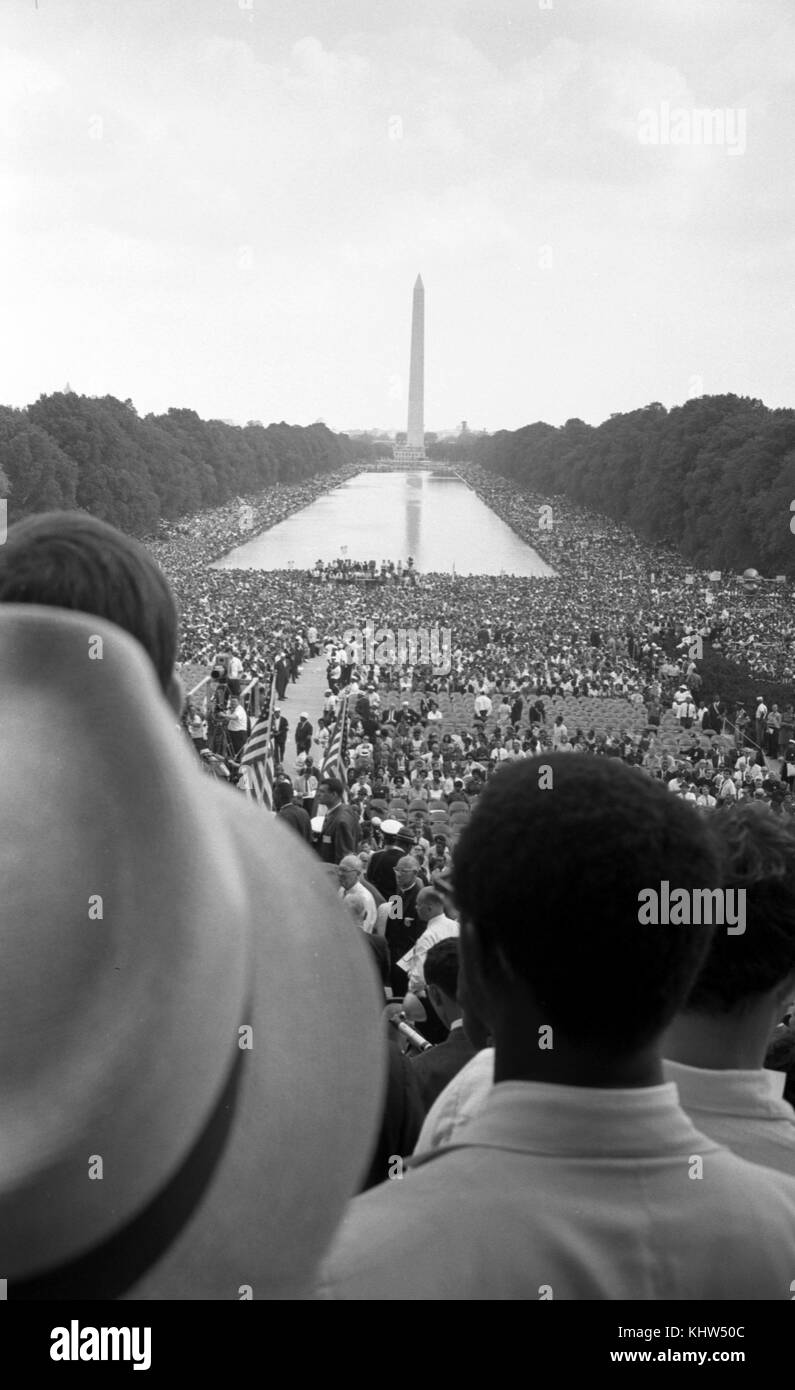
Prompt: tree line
<box><xmin>0</xmin><ymin>393</ymin><xmax>377</xmax><ymax>537</ymax></box>
<box><xmin>460</xmin><ymin>395</ymin><xmax>795</xmax><ymax>578</ymax></box>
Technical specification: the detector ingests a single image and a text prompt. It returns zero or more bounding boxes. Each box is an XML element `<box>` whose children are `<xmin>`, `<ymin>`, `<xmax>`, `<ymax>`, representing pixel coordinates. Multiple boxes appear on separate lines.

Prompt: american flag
<box><xmin>239</xmin><ymin>670</ymin><xmax>276</xmax><ymax>809</ymax></box>
<box><xmin>320</xmin><ymin>692</ymin><xmax>350</xmax><ymax>801</ymax></box>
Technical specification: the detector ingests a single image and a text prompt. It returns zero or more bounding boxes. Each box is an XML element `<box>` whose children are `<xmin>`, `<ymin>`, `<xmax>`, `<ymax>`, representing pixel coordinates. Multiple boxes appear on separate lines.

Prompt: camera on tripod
<box><xmin>211</xmin><ymin>651</ymin><xmax>230</xmax><ymax>684</ymax></box>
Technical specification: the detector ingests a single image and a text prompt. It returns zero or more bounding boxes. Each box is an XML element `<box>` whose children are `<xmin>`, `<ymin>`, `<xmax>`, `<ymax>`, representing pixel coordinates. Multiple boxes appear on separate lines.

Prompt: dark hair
<box><xmin>424</xmin><ymin>937</ymin><xmax>461</xmax><ymax>1002</ymax></box>
<box><xmin>452</xmin><ymin>755</ymin><xmax>721</xmax><ymax>1053</ymax></box>
<box><xmin>685</xmin><ymin>805</ymin><xmax>795</xmax><ymax>1013</ymax></box>
<box><xmin>273</xmin><ymin>779</ymin><xmax>294</xmax><ymax>812</ymax></box>
<box><xmin>0</xmin><ymin>511</ymin><xmax>177</xmax><ymax>694</ymax></box>
<box><xmin>319</xmin><ymin>775</ymin><xmax>345</xmax><ymax>798</ymax></box>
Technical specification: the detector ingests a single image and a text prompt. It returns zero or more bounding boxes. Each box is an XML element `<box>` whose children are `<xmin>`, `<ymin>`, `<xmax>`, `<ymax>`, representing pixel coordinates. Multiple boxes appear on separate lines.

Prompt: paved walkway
<box><xmin>278</xmin><ymin>655</ymin><xmax>330</xmax><ymax>777</ymax></box>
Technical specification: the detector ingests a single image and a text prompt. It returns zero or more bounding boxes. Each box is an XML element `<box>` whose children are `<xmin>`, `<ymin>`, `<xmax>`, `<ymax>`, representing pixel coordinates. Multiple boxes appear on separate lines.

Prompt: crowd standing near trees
<box><xmin>433</xmin><ymin>392</ymin><xmax>795</xmax><ymax>582</ymax></box>
<box><xmin>4</xmin><ymin>389</ymin><xmax>795</xmax><ymax>1306</ymax></box>
<box><xmin>0</xmin><ymin>391</ymin><xmax>375</xmax><ymax>535</ymax></box>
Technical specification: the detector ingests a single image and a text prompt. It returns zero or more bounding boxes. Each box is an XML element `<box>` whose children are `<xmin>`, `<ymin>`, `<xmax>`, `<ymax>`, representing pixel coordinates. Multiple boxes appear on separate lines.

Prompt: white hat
<box><xmin>0</xmin><ymin>605</ymin><xmax>383</xmax><ymax>1298</ymax></box>
<box><xmin>380</xmin><ymin>819</ymin><xmax>403</xmax><ymax>836</ymax></box>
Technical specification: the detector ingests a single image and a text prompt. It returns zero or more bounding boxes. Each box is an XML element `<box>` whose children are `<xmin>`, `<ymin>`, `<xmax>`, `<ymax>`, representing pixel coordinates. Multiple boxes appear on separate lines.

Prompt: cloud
<box><xmin>1</xmin><ymin>1</ymin><xmax>793</xmax><ymax>429</ymax></box>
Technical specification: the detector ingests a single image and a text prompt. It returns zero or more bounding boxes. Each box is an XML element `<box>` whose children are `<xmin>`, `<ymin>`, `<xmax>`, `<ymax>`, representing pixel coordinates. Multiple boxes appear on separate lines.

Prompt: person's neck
<box><xmin>662</xmin><ymin>1006</ymin><xmax>774</xmax><ymax>1071</ymax></box>
<box><xmin>493</xmin><ymin>1024</ymin><xmax>664</xmax><ymax>1088</ymax></box>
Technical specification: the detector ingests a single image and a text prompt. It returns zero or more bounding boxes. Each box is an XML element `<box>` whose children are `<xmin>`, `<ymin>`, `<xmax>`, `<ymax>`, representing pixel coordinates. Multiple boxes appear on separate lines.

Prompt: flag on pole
<box><xmin>239</xmin><ymin>670</ymin><xmax>277</xmax><ymax>809</ymax></box>
<box><xmin>321</xmin><ymin>692</ymin><xmax>349</xmax><ymax>800</ymax></box>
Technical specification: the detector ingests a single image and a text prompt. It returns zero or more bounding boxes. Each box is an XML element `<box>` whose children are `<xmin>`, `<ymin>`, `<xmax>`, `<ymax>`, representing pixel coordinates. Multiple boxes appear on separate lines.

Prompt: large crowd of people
<box><xmin>3</xmin><ymin>487</ymin><xmax>795</xmax><ymax>1303</ymax></box>
<box><xmin>147</xmin><ymin>463</ymin><xmax>794</xmax><ymax>829</ymax></box>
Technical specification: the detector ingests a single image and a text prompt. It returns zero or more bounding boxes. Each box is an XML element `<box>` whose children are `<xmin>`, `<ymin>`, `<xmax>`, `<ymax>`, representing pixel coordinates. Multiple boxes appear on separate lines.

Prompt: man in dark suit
<box><xmin>368</xmin><ymin>820</ymin><xmax>404</xmax><ymax>899</ymax></box>
<box><xmin>316</xmin><ymin>776</ymin><xmax>360</xmax><ymax>864</ymax></box>
<box><xmin>275</xmin><ymin>652</ymin><xmax>290</xmax><ymax>701</ymax></box>
<box><xmin>378</xmin><ymin>854</ymin><xmax>424</xmax><ymax>996</ymax></box>
<box><xmin>409</xmin><ymin>938</ymin><xmax>476</xmax><ymax>1112</ymax></box>
<box><xmin>273</xmin><ymin>709</ymin><xmax>289</xmax><ymax>767</ymax></box>
<box><xmin>295</xmin><ymin>713</ymin><xmax>313</xmax><ymax>756</ymax></box>
<box><xmin>275</xmin><ymin>779</ymin><xmax>312</xmax><ymax>842</ymax></box>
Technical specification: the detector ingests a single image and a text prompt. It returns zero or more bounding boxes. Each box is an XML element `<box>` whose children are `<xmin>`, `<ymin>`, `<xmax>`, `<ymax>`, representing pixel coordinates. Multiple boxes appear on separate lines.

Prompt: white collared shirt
<box><xmin>663</xmin><ymin>1059</ymin><xmax>795</xmax><ymax>1177</ymax></box>
<box><xmin>317</xmin><ymin>1080</ymin><xmax>795</xmax><ymax>1300</ymax></box>
<box><xmin>339</xmin><ymin>882</ymin><xmax>377</xmax><ymax>933</ymax></box>
<box><xmin>414</xmin><ymin>1046</ymin><xmax>494</xmax><ymax>1154</ymax></box>
<box><xmin>227</xmin><ymin>701</ymin><xmax>248</xmax><ymax>732</ymax></box>
<box><xmin>397</xmin><ymin>912</ymin><xmax>459</xmax><ymax>994</ymax></box>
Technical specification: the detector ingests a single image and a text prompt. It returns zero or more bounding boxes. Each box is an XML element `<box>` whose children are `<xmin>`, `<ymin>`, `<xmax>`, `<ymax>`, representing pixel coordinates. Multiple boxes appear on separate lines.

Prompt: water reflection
<box><xmin>211</xmin><ymin>471</ymin><xmax>556</xmax><ymax>577</ymax></box>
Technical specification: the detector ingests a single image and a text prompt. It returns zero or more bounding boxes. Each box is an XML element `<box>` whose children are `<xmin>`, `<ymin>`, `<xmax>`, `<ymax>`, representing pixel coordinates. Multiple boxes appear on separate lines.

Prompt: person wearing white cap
<box><xmin>368</xmin><ymin>821</ymin><xmax>404</xmax><ymax>900</ymax></box>
<box><xmin>672</xmin><ymin>684</ymin><xmax>695</xmax><ymax>729</ymax></box>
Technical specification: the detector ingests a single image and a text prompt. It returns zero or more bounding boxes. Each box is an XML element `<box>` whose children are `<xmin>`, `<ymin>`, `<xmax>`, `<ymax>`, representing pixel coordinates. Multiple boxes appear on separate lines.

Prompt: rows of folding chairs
<box><xmin>374</xmin><ymin>685</ymin><xmax>652</xmax><ymax>743</ymax></box>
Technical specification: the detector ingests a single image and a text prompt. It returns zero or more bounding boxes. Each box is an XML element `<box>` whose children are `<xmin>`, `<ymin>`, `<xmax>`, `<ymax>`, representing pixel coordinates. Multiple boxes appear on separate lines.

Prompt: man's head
<box><xmin>337</xmin><ymin>855</ymin><xmax>362</xmax><ymax>891</ymax></box>
<box><xmin>679</xmin><ymin>805</ymin><xmax>795</xmax><ymax>1019</ymax></box>
<box><xmin>273</xmin><ymin>778</ymin><xmax>294</xmax><ymax>813</ymax></box>
<box><xmin>0</xmin><ymin>511</ymin><xmax>180</xmax><ymax>707</ymax></box>
<box><xmin>317</xmin><ymin>776</ymin><xmax>344</xmax><ymax>807</ymax></box>
<box><xmin>416</xmin><ymin>886</ymin><xmax>446</xmax><ymax>923</ymax></box>
<box><xmin>424</xmin><ymin>938</ymin><xmax>463</xmax><ymax>1031</ymax></box>
<box><xmin>452</xmin><ymin>755</ymin><xmax>721</xmax><ymax>1062</ymax></box>
<box><xmin>395</xmin><ymin>856</ymin><xmax>419</xmax><ymax>893</ymax></box>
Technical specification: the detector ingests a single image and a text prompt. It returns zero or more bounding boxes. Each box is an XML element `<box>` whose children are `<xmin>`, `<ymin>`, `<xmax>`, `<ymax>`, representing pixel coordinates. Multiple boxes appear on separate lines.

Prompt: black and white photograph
<box><xmin>2</xmin><ymin>0</ymin><xmax>795</xmax><ymax>1361</ymax></box>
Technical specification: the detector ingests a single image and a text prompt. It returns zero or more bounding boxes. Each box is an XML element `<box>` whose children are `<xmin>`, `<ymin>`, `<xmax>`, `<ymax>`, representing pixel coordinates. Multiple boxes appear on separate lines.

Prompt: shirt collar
<box><xmin>663</xmin><ymin>1059</ymin><xmax>791</xmax><ymax>1119</ymax></box>
<box><xmin>412</xmin><ymin>1079</ymin><xmax>715</xmax><ymax>1163</ymax></box>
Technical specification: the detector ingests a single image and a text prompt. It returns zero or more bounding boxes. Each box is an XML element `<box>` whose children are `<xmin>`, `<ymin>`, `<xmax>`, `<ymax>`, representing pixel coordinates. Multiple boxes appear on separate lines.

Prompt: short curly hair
<box><xmin>452</xmin><ymin>755</ymin><xmax>722</xmax><ymax>1053</ymax></box>
<box><xmin>685</xmin><ymin>804</ymin><xmax>795</xmax><ymax>1013</ymax></box>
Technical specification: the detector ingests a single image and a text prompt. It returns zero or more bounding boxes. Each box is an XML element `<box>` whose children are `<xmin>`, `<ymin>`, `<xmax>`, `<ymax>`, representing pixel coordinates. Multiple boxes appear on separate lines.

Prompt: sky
<box><xmin>1</xmin><ymin>0</ymin><xmax>793</xmax><ymax>432</ymax></box>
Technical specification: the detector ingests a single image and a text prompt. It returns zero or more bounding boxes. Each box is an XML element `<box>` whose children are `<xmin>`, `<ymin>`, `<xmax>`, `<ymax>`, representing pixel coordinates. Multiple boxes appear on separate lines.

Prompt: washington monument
<box><xmin>394</xmin><ymin>273</ymin><xmax>426</xmax><ymax>462</ymax></box>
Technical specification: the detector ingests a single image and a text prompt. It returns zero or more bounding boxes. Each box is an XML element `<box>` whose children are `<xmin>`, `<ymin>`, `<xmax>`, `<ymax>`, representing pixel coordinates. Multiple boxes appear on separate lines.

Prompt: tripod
<box><xmin>212</xmin><ymin>718</ymin><xmax>239</xmax><ymax>762</ymax></box>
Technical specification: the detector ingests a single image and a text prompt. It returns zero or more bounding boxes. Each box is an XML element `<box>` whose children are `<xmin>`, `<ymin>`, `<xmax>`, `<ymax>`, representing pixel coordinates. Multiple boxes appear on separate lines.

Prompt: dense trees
<box><xmin>5</xmin><ymin>389</ymin><xmax>792</xmax><ymax>575</ymax></box>
<box><xmin>469</xmin><ymin>395</ymin><xmax>795</xmax><ymax>577</ymax></box>
<box><xmin>0</xmin><ymin>393</ymin><xmax>377</xmax><ymax>536</ymax></box>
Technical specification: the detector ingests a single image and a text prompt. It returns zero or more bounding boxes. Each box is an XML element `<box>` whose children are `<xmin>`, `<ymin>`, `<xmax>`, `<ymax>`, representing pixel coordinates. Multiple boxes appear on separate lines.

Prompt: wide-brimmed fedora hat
<box><xmin>1</xmin><ymin>605</ymin><xmax>384</xmax><ymax>1299</ymax></box>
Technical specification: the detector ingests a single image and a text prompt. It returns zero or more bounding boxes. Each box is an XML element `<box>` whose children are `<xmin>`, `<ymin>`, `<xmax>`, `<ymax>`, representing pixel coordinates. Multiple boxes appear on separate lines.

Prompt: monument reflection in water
<box><xmin>211</xmin><ymin>471</ymin><xmax>556</xmax><ymax>577</ymax></box>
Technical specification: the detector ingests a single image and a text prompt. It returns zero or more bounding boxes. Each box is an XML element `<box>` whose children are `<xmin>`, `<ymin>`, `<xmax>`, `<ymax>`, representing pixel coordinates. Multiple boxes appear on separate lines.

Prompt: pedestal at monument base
<box><xmin>392</xmin><ymin>444</ymin><xmax>427</xmax><ymax>463</ymax></box>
